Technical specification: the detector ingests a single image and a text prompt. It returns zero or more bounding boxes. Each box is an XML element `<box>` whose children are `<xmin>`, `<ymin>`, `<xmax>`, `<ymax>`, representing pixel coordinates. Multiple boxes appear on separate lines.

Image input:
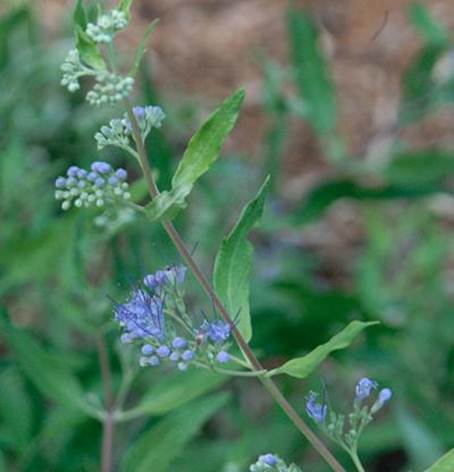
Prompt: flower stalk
<box><xmin>124</xmin><ymin>100</ymin><xmax>346</xmax><ymax>472</ymax></box>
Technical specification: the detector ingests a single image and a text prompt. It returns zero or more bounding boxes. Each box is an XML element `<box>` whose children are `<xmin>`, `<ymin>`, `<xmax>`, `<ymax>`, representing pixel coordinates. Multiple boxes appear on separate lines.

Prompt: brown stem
<box><xmin>97</xmin><ymin>335</ymin><xmax>114</xmax><ymax>472</ymax></box>
<box><xmin>124</xmin><ymin>102</ymin><xmax>346</xmax><ymax>472</ymax></box>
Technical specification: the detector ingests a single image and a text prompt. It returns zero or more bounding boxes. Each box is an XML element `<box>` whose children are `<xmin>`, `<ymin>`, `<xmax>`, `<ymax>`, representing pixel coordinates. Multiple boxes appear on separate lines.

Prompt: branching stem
<box><xmin>124</xmin><ymin>100</ymin><xmax>346</xmax><ymax>472</ymax></box>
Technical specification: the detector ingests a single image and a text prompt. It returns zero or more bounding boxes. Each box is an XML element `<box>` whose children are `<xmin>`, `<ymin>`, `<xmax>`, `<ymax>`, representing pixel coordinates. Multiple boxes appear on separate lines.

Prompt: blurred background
<box><xmin>0</xmin><ymin>0</ymin><xmax>453</xmax><ymax>471</ymax></box>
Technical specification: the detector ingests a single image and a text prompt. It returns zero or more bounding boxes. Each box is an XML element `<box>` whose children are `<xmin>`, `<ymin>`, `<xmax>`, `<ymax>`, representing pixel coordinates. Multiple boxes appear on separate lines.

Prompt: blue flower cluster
<box><xmin>306</xmin><ymin>391</ymin><xmax>328</xmax><ymax>423</ymax></box>
<box><xmin>55</xmin><ymin>162</ymin><xmax>130</xmax><ymax>210</ymax></box>
<box><xmin>94</xmin><ymin>105</ymin><xmax>165</xmax><ymax>152</ymax></box>
<box><xmin>114</xmin><ymin>265</ymin><xmax>233</xmax><ymax>371</ymax></box>
<box><xmin>305</xmin><ymin>377</ymin><xmax>392</xmax><ymax>461</ymax></box>
<box><xmin>249</xmin><ymin>453</ymin><xmax>300</xmax><ymax>472</ymax></box>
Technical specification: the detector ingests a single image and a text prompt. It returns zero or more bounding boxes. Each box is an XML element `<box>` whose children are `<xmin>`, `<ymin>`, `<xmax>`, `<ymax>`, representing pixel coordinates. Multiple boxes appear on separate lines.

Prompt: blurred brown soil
<box><xmin>36</xmin><ymin>0</ymin><xmax>454</xmax><ymax>278</ymax></box>
<box><xmin>39</xmin><ymin>0</ymin><xmax>454</xmax><ymax>175</ymax></box>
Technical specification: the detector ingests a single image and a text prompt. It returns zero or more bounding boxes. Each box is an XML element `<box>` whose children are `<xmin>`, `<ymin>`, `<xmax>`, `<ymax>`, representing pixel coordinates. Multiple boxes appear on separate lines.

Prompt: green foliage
<box><xmin>120</xmin><ymin>393</ymin><xmax>229</xmax><ymax>472</ymax></box>
<box><xmin>146</xmin><ymin>89</ymin><xmax>245</xmax><ymax>221</ymax></box>
<box><xmin>268</xmin><ymin>321</ymin><xmax>378</xmax><ymax>379</ymax></box>
<box><xmin>287</xmin><ymin>8</ymin><xmax>336</xmax><ymax>135</ymax></box>
<box><xmin>426</xmin><ymin>449</ymin><xmax>454</xmax><ymax>472</ymax></box>
<box><xmin>409</xmin><ymin>2</ymin><xmax>448</xmax><ymax>45</ymax></box>
<box><xmin>130</xmin><ymin>19</ymin><xmax>159</xmax><ymax>76</ymax></box>
<box><xmin>0</xmin><ymin>310</ymin><xmax>98</xmax><ymax>417</ymax></box>
<box><xmin>73</xmin><ymin>0</ymin><xmax>87</xmax><ymax>30</ymax></box>
<box><xmin>214</xmin><ymin>177</ymin><xmax>270</xmax><ymax>342</ymax></box>
<box><xmin>118</xmin><ymin>370</ymin><xmax>225</xmax><ymax>421</ymax></box>
<box><xmin>75</xmin><ymin>25</ymin><xmax>106</xmax><ymax>70</ymax></box>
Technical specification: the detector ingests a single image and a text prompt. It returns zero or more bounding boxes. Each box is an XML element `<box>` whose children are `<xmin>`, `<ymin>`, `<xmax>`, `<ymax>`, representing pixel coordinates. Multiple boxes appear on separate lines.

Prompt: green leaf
<box><xmin>400</xmin><ymin>43</ymin><xmax>447</xmax><ymax>122</ymax></box>
<box><xmin>409</xmin><ymin>3</ymin><xmax>449</xmax><ymax>45</ymax></box>
<box><xmin>0</xmin><ymin>367</ymin><xmax>33</xmax><ymax>451</ymax></box>
<box><xmin>0</xmin><ymin>311</ymin><xmax>97</xmax><ymax>417</ymax></box>
<box><xmin>118</xmin><ymin>369</ymin><xmax>225</xmax><ymax>421</ymax></box>
<box><xmin>287</xmin><ymin>9</ymin><xmax>336</xmax><ymax>134</ymax></box>
<box><xmin>172</xmin><ymin>89</ymin><xmax>245</xmax><ymax>189</ymax></box>
<box><xmin>384</xmin><ymin>150</ymin><xmax>454</xmax><ymax>186</ymax></box>
<box><xmin>75</xmin><ymin>25</ymin><xmax>106</xmax><ymax>70</ymax></box>
<box><xmin>214</xmin><ymin>177</ymin><xmax>270</xmax><ymax>342</ymax></box>
<box><xmin>426</xmin><ymin>449</ymin><xmax>454</xmax><ymax>472</ymax></box>
<box><xmin>121</xmin><ymin>393</ymin><xmax>229</xmax><ymax>472</ymax></box>
<box><xmin>292</xmin><ymin>178</ymin><xmax>439</xmax><ymax>225</ymax></box>
<box><xmin>397</xmin><ymin>402</ymin><xmax>444</xmax><ymax>470</ymax></box>
<box><xmin>130</xmin><ymin>19</ymin><xmax>159</xmax><ymax>76</ymax></box>
<box><xmin>73</xmin><ymin>0</ymin><xmax>87</xmax><ymax>30</ymax></box>
<box><xmin>118</xmin><ymin>0</ymin><xmax>134</xmax><ymax>20</ymax></box>
<box><xmin>267</xmin><ymin>320</ymin><xmax>378</xmax><ymax>378</ymax></box>
<box><xmin>146</xmin><ymin>89</ymin><xmax>245</xmax><ymax>221</ymax></box>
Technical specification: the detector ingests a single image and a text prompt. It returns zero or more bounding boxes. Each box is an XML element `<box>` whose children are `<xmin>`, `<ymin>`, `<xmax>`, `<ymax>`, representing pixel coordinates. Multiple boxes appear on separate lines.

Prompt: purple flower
<box><xmin>143</xmin><ymin>266</ymin><xmax>187</xmax><ymax>291</ymax></box>
<box><xmin>378</xmin><ymin>388</ymin><xmax>392</xmax><ymax>406</ymax></box>
<box><xmin>181</xmin><ymin>350</ymin><xmax>194</xmax><ymax>362</ymax></box>
<box><xmin>355</xmin><ymin>378</ymin><xmax>378</xmax><ymax>401</ymax></box>
<box><xmin>114</xmin><ymin>288</ymin><xmax>165</xmax><ymax>341</ymax></box>
<box><xmin>133</xmin><ymin>106</ymin><xmax>146</xmax><ymax>119</ymax></box>
<box><xmin>258</xmin><ymin>454</ymin><xmax>278</xmax><ymax>466</ymax></box>
<box><xmin>87</xmin><ymin>171</ymin><xmax>98</xmax><ymax>182</ymax></box>
<box><xmin>306</xmin><ymin>391</ymin><xmax>327</xmax><ymax>423</ymax></box>
<box><xmin>141</xmin><ymin>344</ymin><xmax>154</xmax><ymax>355</ymax></box>
<box><xmin>67</xmin><ymin>165</ymin><xmax>79</xmax><ymax>177</ymax></box>
<box><xmin>55</xmin><ymin>176</ymin><xmax>66</xmax><ymax>188</ymax></box>
<box><xmin>95</xmin><ymin>177</ymin><xmax>105</xmax><ymax>188</ymax></box>
<box><xmin>157</xmin><ymin>345</ymin><xmax>171</xmax><ymax>358</ymax></box>
<box><xmin>172</xmin><ymin>337</ymin><xmax>187</xmax><ymax>349</ymax></box>
<box><xmin>115</xmin><ymin>168</ymin><xmax>127</xmax><ymax>180</ymax></box>
<box><xmin>91</xmin><ymin>161</ymin><xmax>112</xmax><ymax>174</ymax></box>
<box><xmin>200</xmin><ymin>320</ymin><xmax>231</xmax><ymax>344</ymax></box>
<box><xmin>216</xmin><ymin>351</ymin><xmax>230</xmax><ymax>363</ymax></box>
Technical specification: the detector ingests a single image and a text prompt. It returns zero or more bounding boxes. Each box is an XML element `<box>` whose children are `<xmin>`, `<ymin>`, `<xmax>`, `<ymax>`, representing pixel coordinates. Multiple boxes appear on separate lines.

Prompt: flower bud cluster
<box><xmin>86</xmin><ymin>73</ymin><xmax>134</xmax><ymax>106</ymax></box>
<box><xmin>113</xmin><ymin>266</ymin><xmax>233</xmax><ymax>371</ymax></box>
<box><xmin>95</xmin><ymin>119</ymin><xmax>130</xmax><ymax>150</ymax></box>
<box><xmin>60</xmin><ymin>49</ymin><xmax>87</xmax><ymax>93</ymax></box>
<box><xmin>55</xmin><ymin>162</ymin><xmax>130</xmax><ymax>211</ymax></box>
<box><xmin>249</xmin><ymin>454</ymin><xmax>300</xmax><ymax>472</ymax></box>
<box><xmin>124</xmin><ymin>106</ymin><xmax>166</xmax><ymax>139</ymax></box>
<box><xmin>86</xmin><ymin>9</ymin><xmax>128</xmax><ymax>43</ymax></box>
<box><xmin>305</xmin><ymin>377</ymin><xmax>392</xmax><ymax>456</ymax></box>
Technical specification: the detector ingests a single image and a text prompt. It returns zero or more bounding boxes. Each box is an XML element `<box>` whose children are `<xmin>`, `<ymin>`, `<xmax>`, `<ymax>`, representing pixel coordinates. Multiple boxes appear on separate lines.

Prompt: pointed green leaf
<box><xmin>75</xmin><ymin>25</ymin><xmax>106</xmax><ymax>70</ymax></box>
<box><xmin>0</xmin><ymin>311</ymin><xmax>97</xmax><ymax>417</ymax></box>
<box><xmin>172</xmin><ymin>89</ymin><xmax>245</xmax><ymax>189</ymax></box>
<box><xmin>73</xmin><ymin>0</ymin><xmax>87</xmax><ymax>30</ymax></box>
<box><xmin>213</xmin><ymin>177</ymin><xmax>270</xmax><ymax>342</ymax></box>
<box><xmin>118</xmin><ymin>370</ymin><xmax>225</xmax><ymax>421</ymax></box>
<box><xmin>397</xmin><ymin>402</ymin><xmax>444</xmax><ymax>469</ymax></box>
<box><xmin>118</xmin><ymin>0</ymin><xmax>133</xmax><ymax>20</ymax></box>
<box><xmin>130</xmin><ymin>19</ymin><xmax>159</xmax><ymax>76</ymax></box>
<box><xmin>121</xmin><ymin>393</ymin><xmax>229</xmax><ymax>472</ymax></box>
<box><xmin>145</xmin><ymin>90</ymin><xmax>245</xmax><ymax>221</ymax></box>
<box><xmin>268</xmin><ymin>321</ymin><xmax>378</xmax><ymax>378</ymax></box>
<box><xmin>409</xmin><ymin>3</ymin><xmax>449</xmax><ymax>45</ymax></box>
<box><xmin>287</xmin><ymin>9</ymin><xmax>336</xmax><ymax>134</ymax></box>
<box><xmin>425</xmin><ymin>449</ymin><xmax>454</xmax><ymax>472</ymax></box>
